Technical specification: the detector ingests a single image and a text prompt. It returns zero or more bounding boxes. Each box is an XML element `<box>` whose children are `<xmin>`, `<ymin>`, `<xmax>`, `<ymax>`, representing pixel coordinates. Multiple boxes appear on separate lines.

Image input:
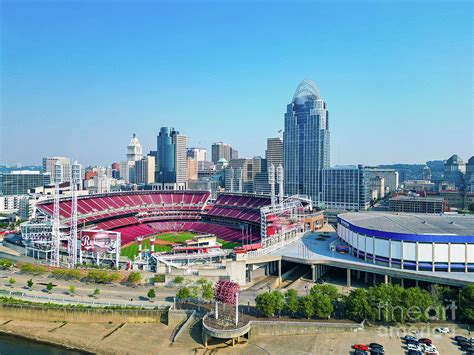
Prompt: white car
<box><xmin>422</xmin><ymin>344</ymin><xmax>437</xmax><ymax>353</ymax></box>
<box><xmin>407</xmin><ymin>344</ymin><xmax>422</xmax><ymax>352</ymax></box>
<box><xmin>435</xmin><ymin>327</ymin><xmax>450</xmax><ymax>334</ymax></box>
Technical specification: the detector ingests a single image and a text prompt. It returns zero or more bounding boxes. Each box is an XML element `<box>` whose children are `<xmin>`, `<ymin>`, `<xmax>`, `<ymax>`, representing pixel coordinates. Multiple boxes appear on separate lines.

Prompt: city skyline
<box><xmin>1</xmin><ymin>1</ymin><xmax>472</xmax><ymax>167</ymax></box>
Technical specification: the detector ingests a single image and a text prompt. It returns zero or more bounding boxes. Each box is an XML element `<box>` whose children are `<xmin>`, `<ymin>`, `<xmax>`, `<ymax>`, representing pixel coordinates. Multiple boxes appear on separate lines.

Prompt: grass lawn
<box><xmin>158</xmin><ymin>231</ymin><xmax>196</xmax><ymax>243</ymax></box>
<box><xmin>217</xmin><ymin>239</ymin><xmax>241</xmax><ymax>249</ymax></box>
<box><xmin>120</xmin><ymin>232</ymin><xmax>195</xmax><ymax>259</ymax></box>
<box><xmin>120</xmin><ymin>232</ymin><xmax>242</xmax><ymax>259</ymax></box>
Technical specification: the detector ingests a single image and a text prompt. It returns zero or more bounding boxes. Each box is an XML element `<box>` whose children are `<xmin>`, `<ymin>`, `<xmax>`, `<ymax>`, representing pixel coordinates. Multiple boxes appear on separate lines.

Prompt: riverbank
<box><xmin>0</xmin><ymin>316</ymin><xmax>184</xmax><ymax>354</ymax></box>
<box><xmin>0</xmin><ymin>331</ymin><xmax>90</xmax><ymax>354</ymax></box>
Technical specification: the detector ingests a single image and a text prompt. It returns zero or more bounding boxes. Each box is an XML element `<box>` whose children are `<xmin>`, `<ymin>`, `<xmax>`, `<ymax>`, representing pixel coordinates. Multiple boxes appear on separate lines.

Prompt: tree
<box><xmin>8</xmin><ymin>277</ymin><xmax>15</xmax><ymax>286</ymax></box>
<box><xmin>299</xmin><ymin>295</ymin><xmax>314</xmax><ymax>319</ymax></box>
<box><xmin>197</xmin><ymin>278</ymin><xmax>208</xmax><ymax>286</ymax></box>
<box><xmin>46</xmin><ymin>282</ymin><xmax>54</xmax><ymax>293</ymax></box>
<box><xmin>191</xmin><ymin>286</ymin><xmax>199</xmax><ymax>299</ymax></box>
<box><xmin>285</xmin><ymin>289</ymin><xmax>299</xmax><ymax>316</ymax></box>
<box><xmin>272</xmin><ymin>290</ymin><xmax>285</xmax><ymax>318</ymax></box>
<box><xmin>174</xmin><ymin>276</ymin><xmax>184</xmax><ymax>284</ymax></box>
<box><xmin>27</xmin><ymin>279</ymin><xmax>33</xmax><ymax>289</ymax></box>
<box><xmin>468</xmin><ymin>203</ymin><xmax>474</xmax><ymax>213</ymax></box>
<box><xmin>93</xmin><ymin>288</ymin><xmax>100</xmax><ymax>298</ymax></box>
<box><xmin>201</xmin><ymin>282</ymin><xmax>213</xmax><ymax>302</ymax></box>
<box><xmin>255</xmin><ymin>292</ymin><xmax>276</xmax><ymax>317</ymax></box>
<box><xmin>312</xmin><ymin>293</ymin><xmax>333</xmax><ymax>319</ymax></box>
<box><xmin>147</xmin><ymin>288</ymin><xmax>156</xmax><ymax>301</ymax></box>
<box><xmin>69</xmin><ymin>285</ymin><xmax>76</xmax><ymax>295</ymax></box>
<box><xmin>127</xmin><ymin>272</ymin><xmax>142</xmax><ymax>285</ymax></box>
<box><xmin>176</xmin><ymin>287</ymin><xmax>190</xmax><ymax>301</ymax></box>
<box><xmin>344</xmin><ymin>288</ymin><xmax>375</xmax><ymax>322</ymax></box>
<box><xmin>310</xmin><ymin>284</ymin><xmax>339</xmax><ymax>302</ymax></box>
<box><xmin>460</xmin><ymin>284</ymin><xmax>474</xmax><ymax>324</ymax></box>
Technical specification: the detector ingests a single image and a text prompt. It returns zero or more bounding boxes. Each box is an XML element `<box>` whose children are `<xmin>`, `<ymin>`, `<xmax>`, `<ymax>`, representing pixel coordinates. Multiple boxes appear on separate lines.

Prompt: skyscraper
<box><xmin>187</xmin><ymin>148</ymin><xmax>207</xmax><ymax>162</ymax></box>
<box><xmin>42</xmin><ymin>157</ymin><xmax>70</xmax><ymax>183</ymax></box>
<box><xmin>322</xmin><ymin>165</ymin><xmax>370</xmax><ymax>211</ymax></box>
<box><xmin>265</xmin><ymin>137</ymin><xmax>283</xmax><ymax>168</ymax></box>
<box><xmin>126</xmin><ymin>133</ymin><xmax>143</xmax><ymax>162</ymax></box>
<box><xmin>211</xmin><ymin>142</ymin><xmax>238</xmax><ymax>163</ymax></box>
<box><xmin>173</xmin><ymin>133</ymin><xmax>188</xmax><ymax>185</ymax></box>
<box><xmin>283</xmin><ymin>79</ymin><xmax>330</xmax><ymax>204</ymax></box>
<box><xmin>135</xmin><ymin>155</ymin><xmax>155</xmax><ymax>185</ymax></box>
<box><xmin>156</xmin><ymin>127</ymin><xmax>187</xmax><ymax>189</ymax></box>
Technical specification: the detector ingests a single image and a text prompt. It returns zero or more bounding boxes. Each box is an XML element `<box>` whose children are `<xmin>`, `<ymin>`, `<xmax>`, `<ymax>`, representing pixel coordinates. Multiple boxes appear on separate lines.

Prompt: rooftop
<box><xmin>339</xmin><ymin>212</ymin><xmax>474</xmax><ymax>236</ymax></box>
<box><xmin>390</xmin><ymin>195</ymin><xmax>444</xmax><ymax>202</ymax></box>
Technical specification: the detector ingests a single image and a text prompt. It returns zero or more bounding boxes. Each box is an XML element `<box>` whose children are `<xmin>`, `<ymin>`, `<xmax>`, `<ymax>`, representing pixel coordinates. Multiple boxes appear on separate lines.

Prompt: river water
<box><xmin>0</xmin><ymin>333</ymin><xmax>87</xmax><ymax>355</ymax></box>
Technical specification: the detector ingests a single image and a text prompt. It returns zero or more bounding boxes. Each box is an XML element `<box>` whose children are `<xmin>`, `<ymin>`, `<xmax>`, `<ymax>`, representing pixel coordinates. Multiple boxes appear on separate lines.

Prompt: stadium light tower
<box><xmin>68</xmin><ymin>162</ymin><xmax>80</xmax><ymax>268</ymax></box>
<box><xmin>268</xmin><ymin>164</ymin><xmax>276</xmax><ymax>207</ymax></box>
<box><xmin>51</xmin><ymin>161</ymin><xmax>62</xmax><ymax>267</ymax></box>
<box><xmin>277</xmin><ymin>165</ymin><xmax>284</xmax><ymax>205</ymax></box>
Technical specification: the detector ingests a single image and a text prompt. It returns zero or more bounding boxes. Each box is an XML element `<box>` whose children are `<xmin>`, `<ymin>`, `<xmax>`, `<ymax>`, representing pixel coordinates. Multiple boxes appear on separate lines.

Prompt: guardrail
<box><xmin>0</xmin><ymin>289</ymin><xmax>167</xmax><ymax>309</ymax></box>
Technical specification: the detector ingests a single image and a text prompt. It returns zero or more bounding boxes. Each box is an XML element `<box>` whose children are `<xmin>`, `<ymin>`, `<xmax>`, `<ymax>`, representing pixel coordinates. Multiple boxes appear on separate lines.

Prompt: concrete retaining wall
<box><xmin>0</xmin><ymin>303</ymin><xmax>165</xmax><ymax>324</ymax></box>
<box><xmin>248</xmin><ymin>320</ymin><xmax>363</xmax><ymax>339</ymax></box>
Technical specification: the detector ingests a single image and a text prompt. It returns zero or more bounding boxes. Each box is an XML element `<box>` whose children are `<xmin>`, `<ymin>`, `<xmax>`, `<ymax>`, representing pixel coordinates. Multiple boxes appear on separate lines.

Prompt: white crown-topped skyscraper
<box><xmin>283</xmin><ymin>79</ymin><xmax>330</xmax><ymax>204</ymax></box>
<box><xmin>127</xmin><ymin>133</ymin><xmax>143</xmax><ymax>162</ymax></box>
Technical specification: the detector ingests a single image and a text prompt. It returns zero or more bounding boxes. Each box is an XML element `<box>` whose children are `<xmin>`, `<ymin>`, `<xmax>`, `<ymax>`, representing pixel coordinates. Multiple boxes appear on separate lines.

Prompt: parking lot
<box><xmin>214</xmin><ymin>324</ymin><xmax>471</xmax><ymax>355</ymax></box>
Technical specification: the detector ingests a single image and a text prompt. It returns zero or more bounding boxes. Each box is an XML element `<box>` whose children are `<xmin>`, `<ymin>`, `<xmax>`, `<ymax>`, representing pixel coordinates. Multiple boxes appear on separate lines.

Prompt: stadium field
<box><xmin>120</xmin><ymin>232</ymin><xmax>242</xmax><ymax>259</ymax></box>
<box><xmin>120</xmin><ymin>231</ymin><xmax>195</xmax><ymax>259</ymax></box>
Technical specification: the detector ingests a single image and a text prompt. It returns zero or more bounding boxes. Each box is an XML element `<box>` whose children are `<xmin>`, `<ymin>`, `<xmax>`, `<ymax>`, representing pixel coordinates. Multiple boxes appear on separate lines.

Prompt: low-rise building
<box><xmin>389</xmin><ymin>195</ymin><xmax>446</xmax><ymax>214</ymax></box>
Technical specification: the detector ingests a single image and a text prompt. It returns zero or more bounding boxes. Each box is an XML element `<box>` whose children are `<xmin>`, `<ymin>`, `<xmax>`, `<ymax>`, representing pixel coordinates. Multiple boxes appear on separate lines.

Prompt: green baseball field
<box><xmin>120</xmin><ymin>231</ymin><xmax>241</xmax><ymax>259</ymax></box>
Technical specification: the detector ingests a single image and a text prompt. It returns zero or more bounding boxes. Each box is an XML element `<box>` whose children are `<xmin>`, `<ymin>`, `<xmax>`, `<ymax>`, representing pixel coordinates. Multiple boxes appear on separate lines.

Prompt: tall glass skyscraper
<box><xmin>156</xmin><ymin>127</ymin><xmax>177</xmax><ymax>184</ymax></box>
<box><xmin>283</xmin><ymin>79</ymin><xmax>330</xmax><ymax>204</ymax></box>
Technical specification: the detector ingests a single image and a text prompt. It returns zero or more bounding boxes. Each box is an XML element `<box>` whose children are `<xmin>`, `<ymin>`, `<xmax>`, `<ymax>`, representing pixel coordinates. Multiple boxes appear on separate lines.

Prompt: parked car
<box><xmin>435</xmin><ymin>327</ymin><xmax>450</xmax><ymax>333</ymax></box>
<box><xmin>455</xmin><ymin>336</ymin><xmax>468</xmax><ymax>343</ymax></box>
<box><xmin>369</xmin><ymin>343</ymin><xmax>383</xmax><ymax>350</ymax></box>
<box><xmin>461</xmin><ymin>345</ymin><xmax>474</xmax><ymax>352</ymax></box>
<box><xmin>421</xmin><ymin>344</ymin><xmax>437</xmax><ymax>353</ymax></box>
<box><xmin>406</xmin><ymin>340</ymin><xmax>420</xmax><ymax>346</ymax></box>
<box><xmin>404</xmin><ymin>335</ymin><xmax>418</xmax><ymax>342</ymax></box>
<box><xmin>407</xmin><ymin>344</ymin><xmax>422</xmax><ymax>352</ymax></box>
<box><xmin>460</xmin><ymin>341</ymin><xmax>473</xmax><ymax>348</ymax></box>
<box><xmin>418</xmin><ymin>338</ymin><xmax>432</xmax><ymax>345</ymax></box>
<box><xmin>353</xmin><ymin>344</ymin><xmax>369</xmax><ymax>351</ymax></box>
<box><xmin>354</xmin><ymin>350</ymin><xmax>368</xmax><ymax>355</ymax></box>
<box><xmin>407</xmin><ymin>350</ymin><xmax>422</xmax><ymax>355</ymax></box>
<box><xmin>369</xmin><ymin>349</ymin><xmax>384</xmax><ymax>355</ymax></box>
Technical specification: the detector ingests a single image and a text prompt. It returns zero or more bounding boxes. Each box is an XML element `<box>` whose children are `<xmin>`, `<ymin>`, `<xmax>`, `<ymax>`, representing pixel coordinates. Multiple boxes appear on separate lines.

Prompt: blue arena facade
<box><xmin>337</xmin><ymin>212</ymin><xmax>474</xmax><ymax>273</ymax></box>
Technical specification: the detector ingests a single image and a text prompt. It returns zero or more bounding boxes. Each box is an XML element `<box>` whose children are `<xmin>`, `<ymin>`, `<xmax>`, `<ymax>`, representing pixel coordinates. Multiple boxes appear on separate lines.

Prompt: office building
<box><xmin>368</xmin><ymin>176</ymin><xmax>385</xmax><ymax>200</ymax></box>
<box><xmin>0</xmin><ymin>171</ymin><xmax>51</xmax><ymax>196</ymax></box>
<box><xmin>284</xmin><ymin>79</ymin><xmax>330</xmax><ymax>204</ymax></box>
<box><xmin>155</xmin><ymin>127</ymin><xmax>187</xmax><ymax>190</ymax></box>
<box><xmin>224</xmin><ymin>157</ymin><xmax>265</xmax><ymax>193</ymax></box>
<box><xmin>126</xmin><ymin>133</ymin><xmax>143</xmax><ymax>162</ymax></box>
<box><xmin>187</xmin><ymin>158</ymin><xmax>199</xmax><ymax>181</ymax></box>
<box><xmin>265</xmin><ymin>137</ymin><xmax>283</xmax><ymax>168</ymax></box>
<box><xmin>173</xmin><ymin>133</ymin><xmax>188</xmax><ymax>185</ymax></box>
<box><xmin>322</xmin><ymin>165</ymin><xmax>370</xmax><ymax>211</ymax></box>
<box><xmin>42</xmin><ymin>157</ymin><xmax>70</xmax><ymax>183</ymax></box>
<box><xmin>135</xmin><ymin>156</ymin><xmax>155</xmax><ymax>185</ymax></box>
<box><xmin>464</xmin><ymin>156</ymin><xmax>474</xmax><ymax>192</ymax></box>
<box><xmin>444</xmin><ymin>154</ymin><xmax>465</xmax><ymax>190</ymax></box>
<box><xmin>211</xmin><ymin>142</ymin><xmax>238</xmax><ymax>163</ymax></box>
<box><xmin>389</xmin><ymin>195</ymin><xmax>446</xmax><ymax>214</ymax></box>
<box><xmin>403</xmin><ymin>180</ymin><xmax>435</xmax><ymax>192</ymax></box>
<box><xmin>366</xmin><ymin>168</ymin><xmax>399</xmax><ymax>193</ymax></box>
<box><xmin>187</xmin><ymin>148</ymin><xmax>207</xmax><ymax>162</ymax></box>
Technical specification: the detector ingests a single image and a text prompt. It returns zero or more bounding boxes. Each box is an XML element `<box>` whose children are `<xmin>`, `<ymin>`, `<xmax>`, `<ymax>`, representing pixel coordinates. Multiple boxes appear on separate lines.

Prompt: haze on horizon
<box><xmin>1</xmin><ymin>0</ymin><xmax>472</xmax><ymax>167</ymax></box>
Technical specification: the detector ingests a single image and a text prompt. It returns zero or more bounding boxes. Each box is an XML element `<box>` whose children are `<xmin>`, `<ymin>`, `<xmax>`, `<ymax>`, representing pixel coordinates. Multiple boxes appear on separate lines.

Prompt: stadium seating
<box><xmin>35</xmin><ymin>191</ymin><xmax>264</xmax><ymax>245</ymax></box>
<box><xmin>206</xmin><ymin>194</ymin><xmax>270</xmax><ymax>224</ymax></box>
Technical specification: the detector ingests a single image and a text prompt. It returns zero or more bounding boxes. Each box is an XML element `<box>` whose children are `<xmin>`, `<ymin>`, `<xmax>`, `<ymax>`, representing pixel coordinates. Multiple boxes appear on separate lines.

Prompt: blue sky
<box><xmin>1</xmin><ymin>0</ymin><xmax>472</xmax><ymax>166</ymax></box>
